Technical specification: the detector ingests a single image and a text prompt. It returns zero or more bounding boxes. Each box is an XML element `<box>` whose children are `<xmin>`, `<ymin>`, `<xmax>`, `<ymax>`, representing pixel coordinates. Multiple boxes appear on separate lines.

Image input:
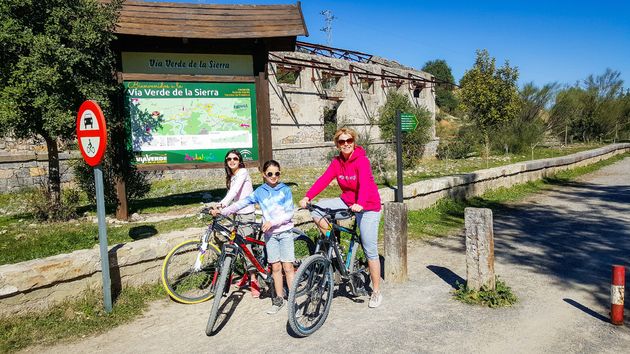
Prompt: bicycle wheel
<box><xmin>287</xmin><ymin>254</ymin><xmax>334</xmax><ymax>337</ymax></box>
<box><xmin>206</xmin><ymin>256</ymin><xmax>233</xmax><ymax>336</ymax></box>
<box><xmin>291</xmin><ymin>233</ymin><xmax>316</xmax><ymax>296</ymax></box>
<box><xmin>293</xmin><ymin>231</ymin><xmax>316</xmax><ymax>268</ymax></box>
<box><xmin>161</xmin><ymin>239</ymin><xmax>221</xmax><ymax>304</ymax></box>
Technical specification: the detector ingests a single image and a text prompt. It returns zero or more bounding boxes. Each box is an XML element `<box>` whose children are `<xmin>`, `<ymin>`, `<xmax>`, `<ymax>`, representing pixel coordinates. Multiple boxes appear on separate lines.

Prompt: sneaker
<box><xmin>250</xmin><ymin>279</ymin><xmax>260</xmax><ymax>298</ymax></box>
<box><xmin>266</xmin><ymin>297</ymin><xmax>284</xmax><ymax>314</ymax></box>
<box><xmin>368</xmin><ymin>291</ymin><xmax>382</xmax><ymax>308</ymax></box>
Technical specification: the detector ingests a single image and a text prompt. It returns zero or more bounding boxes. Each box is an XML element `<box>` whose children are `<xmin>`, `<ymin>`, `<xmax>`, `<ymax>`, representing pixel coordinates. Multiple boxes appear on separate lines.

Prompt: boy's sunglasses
<box><xmin>266</xmin><ymin>172</ymin><xmax>281</xmax><ymax>177</ymax></box>
<box><xmin>337</xmin><ymin>138</ymin><xmax>354</xmax><ymax>145</ymax></box>
<box><xmin>225</xmin><ymin>157</ymin><xmax>240</xmax><ymax>162</ymax></box>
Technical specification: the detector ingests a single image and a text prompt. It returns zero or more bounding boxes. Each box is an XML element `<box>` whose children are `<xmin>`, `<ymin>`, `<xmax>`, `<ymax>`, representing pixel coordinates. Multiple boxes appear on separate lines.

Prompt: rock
<box><xmin>130</xmin><ymin>213</ymin><xmax>143</xmax><ymax>222</ymax></box>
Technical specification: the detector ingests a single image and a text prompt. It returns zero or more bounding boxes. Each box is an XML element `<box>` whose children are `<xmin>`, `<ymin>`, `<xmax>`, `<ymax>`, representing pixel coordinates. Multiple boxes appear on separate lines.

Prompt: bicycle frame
<box><xmin>312</xmin><ymin>206</ymin><xmax>363</xmax><ymax>281</ymax></box>
<box><xmin>216</xmin><ymin>218</ymin><xmax>271</xmax><ymax>281</ymax></box>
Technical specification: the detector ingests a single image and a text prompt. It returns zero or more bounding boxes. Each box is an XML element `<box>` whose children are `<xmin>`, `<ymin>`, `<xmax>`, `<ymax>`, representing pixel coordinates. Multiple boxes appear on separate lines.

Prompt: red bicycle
<box><xmin>205</xmin><ymin>214</ymin><xmax>315</xmax><ymax>336</ymax></box>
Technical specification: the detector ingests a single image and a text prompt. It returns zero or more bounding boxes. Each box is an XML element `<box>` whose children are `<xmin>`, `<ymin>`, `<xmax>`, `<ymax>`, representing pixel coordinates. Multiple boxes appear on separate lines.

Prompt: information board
<box><xmin>125</xmin><ymin>81</ymin><xmax>258</xmax><ymax>165</ymax></box>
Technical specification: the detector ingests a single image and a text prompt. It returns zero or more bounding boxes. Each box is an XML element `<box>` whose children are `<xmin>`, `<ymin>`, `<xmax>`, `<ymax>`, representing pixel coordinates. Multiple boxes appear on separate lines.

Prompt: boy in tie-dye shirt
<box><xmin>218</xmin><ymin>160</ymin><xmax>295</xmax><ymax>314</ymax></box>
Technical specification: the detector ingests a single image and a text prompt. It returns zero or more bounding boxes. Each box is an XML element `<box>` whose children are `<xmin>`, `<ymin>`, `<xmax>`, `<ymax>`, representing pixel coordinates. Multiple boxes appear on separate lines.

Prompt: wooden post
<box><xmin>254</xmin><ymin>42</ymin><xmax>272</xmax><ymax>169</ymax></box>
<box><xmin>465</xmin><ymin>207</ymin><xmax>495</xmax><ymax>291</ymax></box>
<box><xmin>384</xmin><ymin>202</ymin><xmax>408</xmax><ymax>283</ymax></box>
<box><xmin>115</xmin><ymin>176</ymin><xmax>128</xmax><ymax>221</ymax></box>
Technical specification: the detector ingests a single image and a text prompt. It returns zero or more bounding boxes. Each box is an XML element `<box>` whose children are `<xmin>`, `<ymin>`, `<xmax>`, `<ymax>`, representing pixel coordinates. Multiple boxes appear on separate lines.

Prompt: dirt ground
<box><xmin>24</xmin><ymin>157</ymin><xmax>630</xmax><ymax>353</ymax></box>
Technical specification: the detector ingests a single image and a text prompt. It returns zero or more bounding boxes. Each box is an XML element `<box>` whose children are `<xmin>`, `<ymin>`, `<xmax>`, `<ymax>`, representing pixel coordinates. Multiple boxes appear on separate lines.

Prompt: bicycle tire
<box><xmin>206</xmin><ymin>256</ymin><xmax>233</xmax><ymax>336</ymax></box>
<box><xmin>291</xmin><ymin>234</ymin><xmax>316</xmax><ymax>296</ymax></box>
<box><xmin>287</xmin><ymin>254</ymin><xmax>334</xmax><ymax>337</ymax></box>
<box><xmin>293</xmin><ymin>232</ymin><xmax>316</xmax><ymax>267</ymax></box>
<box><xmin>161</xmin><ymin>239</ymin><xmax>221</xmax><ymax>304</ymax></box>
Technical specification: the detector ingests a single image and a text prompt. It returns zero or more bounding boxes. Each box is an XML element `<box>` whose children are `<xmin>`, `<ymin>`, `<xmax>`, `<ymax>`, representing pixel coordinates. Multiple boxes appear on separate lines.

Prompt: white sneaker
<box><xmin>368</xmin><ymin>291</ymin><xmax>382</xmax><ymax>308</ymax></box>
<box><xmin>266</xmin><ymin>297</ymin><xmax>284</xmax><ymax>314</ymax></box>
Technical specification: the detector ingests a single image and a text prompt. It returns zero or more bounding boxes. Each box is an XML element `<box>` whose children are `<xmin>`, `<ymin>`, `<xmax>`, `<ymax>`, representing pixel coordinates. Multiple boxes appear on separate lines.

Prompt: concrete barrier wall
<box><xmin>1</xmin><ymin>143</ymin><xmax>628</xmax><ymax>316</ymax></box>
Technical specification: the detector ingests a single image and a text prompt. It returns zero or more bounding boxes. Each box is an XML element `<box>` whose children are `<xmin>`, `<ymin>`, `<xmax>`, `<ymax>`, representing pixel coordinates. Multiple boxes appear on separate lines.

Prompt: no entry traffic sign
<box><xmin>76</xmin><ymin>100</ymin><xmax>107</xmax><ymax>166</ymax></box>
<box><xmin>76</xmin><ymin>100</ymin><xmax>112</xmax><ymax>313</ymax></box>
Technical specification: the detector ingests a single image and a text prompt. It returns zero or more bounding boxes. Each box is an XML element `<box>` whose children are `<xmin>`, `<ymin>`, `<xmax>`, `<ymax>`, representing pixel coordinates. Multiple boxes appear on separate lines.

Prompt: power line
<box><xmin>320</xmin><ymin>10</ymin><xmax>337</xmax><ymax>46</ymax></box>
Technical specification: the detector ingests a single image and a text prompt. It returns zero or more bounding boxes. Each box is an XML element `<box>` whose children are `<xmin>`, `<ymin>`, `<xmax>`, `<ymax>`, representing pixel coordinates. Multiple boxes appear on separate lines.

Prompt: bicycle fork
<box><xmin>193</xmin><ymin>230</ymin><xmax>212</xmax><ymax>271</ymax></box>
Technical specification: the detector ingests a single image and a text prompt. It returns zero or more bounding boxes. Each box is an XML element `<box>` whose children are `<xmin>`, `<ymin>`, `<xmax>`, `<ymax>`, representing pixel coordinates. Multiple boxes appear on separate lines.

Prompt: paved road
<box><xmin>28</xmin><ymin>157</ymin><xmax>630</xmax><ymax>353</ymax></box>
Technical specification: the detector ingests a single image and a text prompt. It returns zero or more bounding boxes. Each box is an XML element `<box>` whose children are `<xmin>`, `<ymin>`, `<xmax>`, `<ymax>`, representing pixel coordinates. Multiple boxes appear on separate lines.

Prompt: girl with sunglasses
<box><xmin>299</xmin><ymin>127</ymin><xmax>383</xmax><ymax>308</ymax></box>
<box><xmin>219</xmin><ymin>149</ymin><xmax>259</xmax><ymax>297</ymax></box>
<box><xmin>216</xmin><ymin>160</ymin><xmax>296</xmax><ymax>314</ymax></box>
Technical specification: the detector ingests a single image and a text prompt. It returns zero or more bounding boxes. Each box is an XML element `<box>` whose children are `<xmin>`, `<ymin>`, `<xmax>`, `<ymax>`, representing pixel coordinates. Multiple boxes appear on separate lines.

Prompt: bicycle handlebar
<box><xmin>303</xmin><ymin>203</ymin><xmax>354</xmax><ymax>221</ymax></box>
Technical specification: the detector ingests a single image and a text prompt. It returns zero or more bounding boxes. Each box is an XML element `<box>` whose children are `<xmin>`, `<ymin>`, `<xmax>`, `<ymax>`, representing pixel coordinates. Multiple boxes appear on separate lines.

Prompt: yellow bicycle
<box><xmin>161</xmin><ymin>208</ymin><xmax>227</xmax><ymax>304</ymax></box>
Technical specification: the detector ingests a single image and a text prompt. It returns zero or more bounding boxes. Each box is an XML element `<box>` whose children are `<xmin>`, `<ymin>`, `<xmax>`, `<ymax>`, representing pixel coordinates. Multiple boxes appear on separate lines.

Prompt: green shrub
<box><xmin>27</xmin><ymin>187</ymin><xmax>81</xmax><ymax>221</ymax></box>
<box><xmin>378</xmin><ymin>90</ymin><xmax>432</xmax><ymax>167</ymax></box>
<box><xmin>437</xmin><ymin>125</ymin><xmax>481</xmax><ymax>159</ymax></box>
<box><xmin>73</xmin><ymin>155</ymin><xmax>150</xmax><ymax>205</ymax></box>
<box><xmin>492</xmin><ymin>119</ymin><xmax>546</xmax><ymax>154</ymax></box>
<box><xmin>453</xmin><ymin>277</ymin><xmax>518</xmax><ymax>308</ymax></box>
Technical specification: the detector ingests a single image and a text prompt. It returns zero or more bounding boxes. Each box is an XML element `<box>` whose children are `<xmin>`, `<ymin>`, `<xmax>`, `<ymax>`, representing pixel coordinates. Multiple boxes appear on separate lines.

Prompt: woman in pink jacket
<box><xmin>299</xmin><ymin>127</ymin><xmax>383</xmax><ymax>308</ymax></box>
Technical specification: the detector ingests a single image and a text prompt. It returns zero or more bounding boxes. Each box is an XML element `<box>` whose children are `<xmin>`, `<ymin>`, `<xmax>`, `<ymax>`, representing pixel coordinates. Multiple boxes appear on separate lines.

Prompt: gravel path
<box><xmin>26</xmin><ymin>157</ymin><xmax>630</xmax><ymax>353</ymax></box>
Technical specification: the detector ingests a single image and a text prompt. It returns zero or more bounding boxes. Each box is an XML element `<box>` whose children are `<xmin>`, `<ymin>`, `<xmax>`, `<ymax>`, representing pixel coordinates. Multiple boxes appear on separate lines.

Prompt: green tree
<box><xmin>459</xmin><ymin>49</ymin><xmax>520</xmax><ymax>162</ymax></box>
<box><xmin>550</xmin><ymin>69</ymin><xmax>626</xmax><ymax>143</ymax></box>
<box><xmin>0</xmin><ymin>0</ymin><xmax>122</xmax><ymax>214</ymax></box>
<box><xmin>422</xmin><ymin>59</ymin><xmax>458</xmax><ymax>112</ymax></box>
<box><xmin>493</xmin><ymin>82</ymin><xmax>558</xmax><ymax>155</ymax></box>
<box><xmin>378</xmin><ymin>90</ymin><xmax>432</xmax><ymax>168</ymax></box>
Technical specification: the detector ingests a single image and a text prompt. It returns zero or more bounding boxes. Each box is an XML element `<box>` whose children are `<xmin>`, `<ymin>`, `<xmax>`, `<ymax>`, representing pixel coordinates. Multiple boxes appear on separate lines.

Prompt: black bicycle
<box><xmin>206</xmin><ymin>214</ymin><xmax>315</xmax><ymax>336</ymax></box>
<box><xmin>287</xmin><ymin>204</ymin><xmax>371</xmax><ymax>337</ymax></box>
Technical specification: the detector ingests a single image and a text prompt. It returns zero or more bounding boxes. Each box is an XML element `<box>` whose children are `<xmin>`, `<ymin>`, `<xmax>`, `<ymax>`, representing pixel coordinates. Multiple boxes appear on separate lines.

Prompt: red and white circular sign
<box><xmin>76</xmin><ymin>100</ymin><xmax>107</xmax><ymax>167</ymax></box>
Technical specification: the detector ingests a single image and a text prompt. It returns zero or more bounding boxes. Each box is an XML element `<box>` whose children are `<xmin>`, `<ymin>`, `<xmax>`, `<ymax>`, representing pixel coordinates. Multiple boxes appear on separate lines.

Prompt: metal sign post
<box><xmin>396</xmin><ymin>110</ymin><xmax>403</xmax><ymax>202</ymax></box>
<box><xmin>76</xmin><ymin>100</ymin><xmax>112</xmax><ymax>313</ymax></box>
<box><xmin>94</xmin><ymin>164</ymin><xmax>112</xmax><ymax>313</ymax></box>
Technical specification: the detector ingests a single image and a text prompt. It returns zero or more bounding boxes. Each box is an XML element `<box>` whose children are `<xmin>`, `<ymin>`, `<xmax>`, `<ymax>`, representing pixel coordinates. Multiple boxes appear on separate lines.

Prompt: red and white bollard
<box><xmin>611</xmin><ymin>265</ymin><xmax>625</xmax><ymax>325</ymax></box>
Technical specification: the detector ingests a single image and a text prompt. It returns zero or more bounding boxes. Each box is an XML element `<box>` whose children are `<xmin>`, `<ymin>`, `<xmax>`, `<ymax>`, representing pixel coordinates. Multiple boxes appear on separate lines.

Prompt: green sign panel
<box><xmin>400</xmin><ymin>113</ymin><xmax>418</xmax><ymax>132</ymax></box>
<box><xmin>121</xmin><ymin>52</ymin><xmax>254</xmax><ymax>76</ymax></box>
<box><xmin>125</xmin><ymin>81</ymin><xmax>258</xmax><ymax>165</ymax></box>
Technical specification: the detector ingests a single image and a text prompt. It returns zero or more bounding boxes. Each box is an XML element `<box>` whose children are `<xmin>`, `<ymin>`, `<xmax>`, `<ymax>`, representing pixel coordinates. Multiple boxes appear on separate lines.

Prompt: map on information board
<box><xmin>124</xmin><ymin>81</ymin><xmax>258</xmax><ymax>165</ymax></box>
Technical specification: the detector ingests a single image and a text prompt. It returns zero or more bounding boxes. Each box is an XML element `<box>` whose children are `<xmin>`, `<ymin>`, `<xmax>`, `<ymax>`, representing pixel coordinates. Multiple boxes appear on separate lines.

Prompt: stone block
<box><xmin>465</xmin><ymin>207</ymin><xmax>495</xmax><ymax>291</ymax></box>
<box><xmin>0</xmin><ymin>169</ymin><xmax>13</xmax><ymax>179</ymax></box>
<box><xmin>29</xmin><ymin>167</ymin><xmax>46</xmax><ymax>177</ymax></box>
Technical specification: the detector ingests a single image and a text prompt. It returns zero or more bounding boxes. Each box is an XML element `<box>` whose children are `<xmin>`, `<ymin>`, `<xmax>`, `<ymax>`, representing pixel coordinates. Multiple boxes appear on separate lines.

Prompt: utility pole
<box><xmin>320</xmin><ymin>10</ymin><xmax>337</xmax><ymax>46</ymax></box>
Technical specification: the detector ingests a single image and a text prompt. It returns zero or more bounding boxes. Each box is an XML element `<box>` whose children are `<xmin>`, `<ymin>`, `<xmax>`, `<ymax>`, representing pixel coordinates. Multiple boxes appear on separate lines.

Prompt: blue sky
<box><xmin>160</xmin><ymin>0</ymin><xmax>630</xmax><ymax>88</ymax></box>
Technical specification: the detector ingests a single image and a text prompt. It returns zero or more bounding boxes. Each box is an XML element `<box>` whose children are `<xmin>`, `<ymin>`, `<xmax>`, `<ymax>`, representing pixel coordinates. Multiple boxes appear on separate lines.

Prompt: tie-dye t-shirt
<box><xmin>221</xmin><ymin>182</ymin><xmax>294</xmax><ymax>236</ymax></box>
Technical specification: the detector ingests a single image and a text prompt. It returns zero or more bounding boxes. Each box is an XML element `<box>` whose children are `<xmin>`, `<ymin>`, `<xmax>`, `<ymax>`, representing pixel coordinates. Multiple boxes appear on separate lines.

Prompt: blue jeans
<box><xmin>311</xmin><ymin>198</ymin><xmax>382</xmax><ymax>260</ymax></box>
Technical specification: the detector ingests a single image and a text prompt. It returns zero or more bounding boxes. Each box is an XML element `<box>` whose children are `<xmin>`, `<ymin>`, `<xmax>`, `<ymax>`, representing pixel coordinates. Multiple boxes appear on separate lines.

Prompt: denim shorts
<box><xmin>265</xmin><ymin>230</ymin><xmax>295</xmax><ymax>263</ymax></box>
<box><xmin>311</xmin><ymin>198</ymin><xmax>381</xmax><ymax>260</ymax></box>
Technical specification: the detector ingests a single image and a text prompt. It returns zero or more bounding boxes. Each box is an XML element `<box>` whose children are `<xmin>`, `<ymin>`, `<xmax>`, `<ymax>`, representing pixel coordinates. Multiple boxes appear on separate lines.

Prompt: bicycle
<box><xmin>205</xmin><ymin>214</ymin><xmax>315</xmax><ymax>336</ymax></box>
<box><xmin>287</xmin><ymin>203</ymin><xmax>371</xmax><ymax>337</ymax></box>
<box><xmin>160</xmin><ymin>208</ymin><xmax>229</xmax><ymax>304</ymax></box>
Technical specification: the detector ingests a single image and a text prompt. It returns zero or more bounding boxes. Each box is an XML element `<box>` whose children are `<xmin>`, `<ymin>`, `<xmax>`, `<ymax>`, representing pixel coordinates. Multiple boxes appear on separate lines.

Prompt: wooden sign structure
<box><xmin>108</xmin><ymin>0</ymin><xmax>308</xmax><ymax>219</ymax></box>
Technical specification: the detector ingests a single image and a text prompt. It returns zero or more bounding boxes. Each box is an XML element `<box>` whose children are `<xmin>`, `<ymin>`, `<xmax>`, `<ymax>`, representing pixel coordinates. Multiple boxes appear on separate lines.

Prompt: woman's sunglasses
<box><xmin>265</xmin><ymin>171</ymin><xmax>281</xmax><ymax>177</ymax></box>
<box><xmin>225</xmin><ymin>157</ymin><xmax>240</xmax><ymax>162</ymax></box>
<box><xmin>337</xmin><ymin>138</ymin><xmax>354</xmax><ymax>145</ymax></box>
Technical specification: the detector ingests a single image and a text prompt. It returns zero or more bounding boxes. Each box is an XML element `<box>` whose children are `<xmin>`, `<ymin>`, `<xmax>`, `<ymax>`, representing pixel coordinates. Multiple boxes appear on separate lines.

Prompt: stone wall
<box><xmin>0</xmin><ymin>153</ymin><xmax>78</xmax><ymax>193</ymax></box>
<box><xmin>1</xmin><ymin>144</ymin><xmax>627</xmax><ymax>316</ymax></box>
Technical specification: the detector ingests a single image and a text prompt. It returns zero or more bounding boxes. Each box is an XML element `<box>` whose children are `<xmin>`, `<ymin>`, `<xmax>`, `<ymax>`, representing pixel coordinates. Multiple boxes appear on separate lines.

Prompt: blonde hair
<box><xmin>333</xmin><ymin>127</ymin><xmax>358</xmax><ymax>145</ymax></box>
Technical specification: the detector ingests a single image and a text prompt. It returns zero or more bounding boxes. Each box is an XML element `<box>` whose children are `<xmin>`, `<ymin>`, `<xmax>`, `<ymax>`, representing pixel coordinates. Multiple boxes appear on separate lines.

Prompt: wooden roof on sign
<box><xmin>111</xmin><ymin>0</ymin><xmax>309</xmax><ymax>39</ymax></box>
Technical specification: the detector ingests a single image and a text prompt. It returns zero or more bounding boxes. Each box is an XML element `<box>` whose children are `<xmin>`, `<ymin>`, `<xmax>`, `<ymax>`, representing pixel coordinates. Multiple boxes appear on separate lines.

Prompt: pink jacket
<box><xmin>306</xmin><ymin>146</ymin><xmax>381</xmax><ymax>212</ymax></box>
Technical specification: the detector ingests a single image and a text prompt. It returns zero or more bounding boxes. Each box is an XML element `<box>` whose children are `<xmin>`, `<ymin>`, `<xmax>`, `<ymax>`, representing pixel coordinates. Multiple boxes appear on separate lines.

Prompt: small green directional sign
<box><xmin>400</xmin><ymin>113</ymin><xmax>418</xmax><ymax>132</ymax></box>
